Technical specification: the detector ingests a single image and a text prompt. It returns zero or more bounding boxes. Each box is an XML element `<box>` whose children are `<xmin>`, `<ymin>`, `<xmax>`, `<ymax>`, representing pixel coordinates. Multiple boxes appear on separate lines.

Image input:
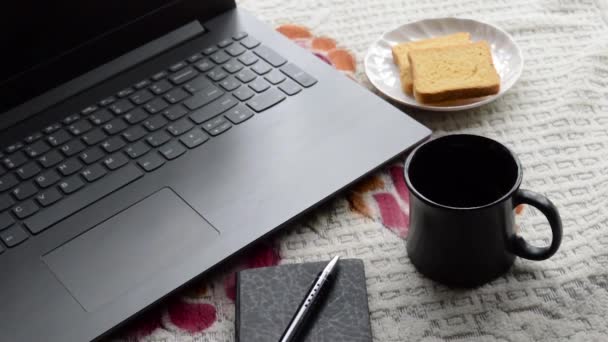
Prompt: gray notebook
<box><xmin>235</xmin><ymin>259</ymin><xmax>372</xmax><ymax>342</ymax></box>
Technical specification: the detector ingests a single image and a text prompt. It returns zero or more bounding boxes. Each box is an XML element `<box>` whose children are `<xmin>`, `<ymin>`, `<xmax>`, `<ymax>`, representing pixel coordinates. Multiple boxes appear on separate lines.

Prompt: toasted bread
<box><xmin>391</xmin><ymin>32</ymin><xmax>471</xmax><ymax>94</ymax></box>
<box><xmin>409</xmin><ymin>41</ymin><xmax>500</xmax><ymax>103</ymax></box>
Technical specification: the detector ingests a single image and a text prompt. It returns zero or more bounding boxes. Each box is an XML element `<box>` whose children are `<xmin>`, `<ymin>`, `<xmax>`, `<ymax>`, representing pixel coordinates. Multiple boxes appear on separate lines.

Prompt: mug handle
<box><xmin>511</xmin><ymin>189</ymin><xmax>563</xmax><ymax>261</ymax></box>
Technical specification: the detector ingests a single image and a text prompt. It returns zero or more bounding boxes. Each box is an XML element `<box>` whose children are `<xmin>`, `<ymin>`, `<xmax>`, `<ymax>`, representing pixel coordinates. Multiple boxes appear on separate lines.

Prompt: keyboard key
<box><xmin>179</xmin><ymin>128</ymin><xmax>209</xmax><ymax>149</ymax></box>
<box><xmin>251</xmin><ymin>62</ymin><xmax>272</xmax><ymax>75</ymax></box>
<box><xmin>247</xmin><ymin>88</ymin><xmax>286</xmax><ymax>113</ymax></box>
<box><xmin>169</xmin><ymin>61</ymin><xmax>187</xmax><ymax>72</ymax></box>
<box><xmin>202</xmin><ymin>45</ymin><xmax>218</xmax><ymax>56</ymax></box>
<box><xmin>4</xmin><ymin>142</ymin><xmax>23</xmax><ymax>154</ymax></box>
<box><xmin>233</xmin><ymin>31</ymin><xmax>248</xmax><ymax>40</ymax></box>
<box><xmin>0</xmin><ymin>174</ymin><xmax>18</xmax><ymax>192</ymax></box>
<box><xmin>57</xmin><ymin>159</ymin><xmax>83</xmax><ymax>176</ymax></box>
<box><xmin>206</xmin><ymin>121</ymin><xmax>232</xmax><ymax>136</ymax></box>
<box><xmin>62</xmin><ymin>114</ymin><xmax>81</xmax><ymax>125</ymax></box>
<box><xmin>117</xmin><ymin>88</ymin><xmax>135</xmax><ymax>98</ymax></box>
<box><xmin>233</xmin><ymin>86</ymin><xmax>255</xmax><ymax>101</ymax></box>
<box><xmin>145</xmin><ymin>131</ymin><xmax>171</xmax><ymax>147</ymax></box>
<box><xmin>151</xmin><ymin>71</ymin><xmax>168</xmax><ymax>81</ymax></box>
<box><xmin>159</xmin><ymin>141</ymin><xmax>186</xmax><ymax>160</ymax></box>
<box><xmin>47</xmin><ymin>129</ymin><xmax>72</xmax><ymax>147</ymax></box>
<box><xmin>0</xmin><ymin>225</ymin><xmax>28</xmax><ymax>247</ymax></box>
<box><xmin>36</xmin><ymin>188</ymin><xmax>63</xmax><ymax>207</ymax></box>
<box><xmin>226</xmin><ymin>44</ymin><xmax>247</xmax><ymax>57</ymax></box>
<box><xmin>24</xmin><ymin>140</ymin><xmax>50</xmax><ymax>158</ymax></box>
<box><xmin>3</xmin><ymin>151</ymin><xmax>28</xmax><ymax>169</ymax></box>
<box><xmin>134</xmin><ymin>79</ymin><xmax>151</xmax><ymax>89</ymax></box>
<box><xmin>12</xmin><ymin>182</ymin><xmax>37</xmax><ymax>201</ymax></box>
<box><xmin>279</xmin><ymin>80</ymin><xmax>302</xmax><ymax>96</ymax></box>
<box><xmin>82</xmin><ymin>128</ymin><xmax>107</xmax><ymax>146</ymax></box>
<box><xmin>280</xmin><ymin>63</ymin><xmax>318</xmax><ymax>87</ymax></box>
<box><xmin>35</xmin><ymin>170</ymin><xmax>61</xmax><ymax>188</ymax></box>
<box><xmin>59</xmin><ymin>176</ymin><xmax>85</xmax><ymax>194</ymax></box>
<box><xmin>187</xmin><ymin>54</ymin><xmax>203</xmax><ymax>63</ymax></box>
<box><xmin>103</xmin><ymin>153</ymin><xmax>129</xmax><ymax>170</ymax></box>
<box><xmin>81</xmin><ymin>164</ymin><xmax>107</xmax><ymax>182</ymax></box>
<box><xmin>150</xmin><ymin>80</ymin><xmax>173</xmax><ymax>95</ymax></box>
<box><xmin>202</xmin><ymin>116</ymin><xmax>226</xmax><ymax>131</ymax></box>
<box><xmin>138</xmin><ymin>152</ymin><xmax>165</xmax><ymax>172</ymax></box>
<box><xmin>37</xmin><ymin>150</ymin><xmax>64</xmax><ymax>168</ymax></box>
<box><xmin>249</xmin><ymin>78</ymin><xmax>271</xmax><ymax>93</ymax></box>
<box><xmin>207</xmin><ymin>68</ymin><xmax>229</xmax><ymax>82</ymax></box>
<box><xmin>265</xmin><ymin>70</ymin><xmax>286</xmax><ymax>85</ymax></box>
<box><xmin>67</xmin><ymin>120</ymin><xmax>93</xmax><ymax>136</ymax></box>
<box><xmin>162</xmin><ymin>106</ymin><xmax>189</xmax><ymax>121</ymax></box>
<box><xmin>122</xmin><ymin>126</ymin><xmax>148</xmax><ymax>142</ymax></box>
<box><xmin>0</xmin><ymin>194</ymin><xmax>15</xmax><ymax>212</ymax></box>
<box><xmin>223</xmin><ymin>60</ymin><xmax>244</xmax><ymax>74</ymax></box>
<box><xmin>60</xmin><ymin>139</ymin><xmax>86</xmax><ymax>157</ymax></box>
<box><xmin>240</xmin><ymin>36</ymin><xmax>260</xmax><ymax>49</ymax></box>
<box><xmin>167</xmin><ymin>119</ymin><xmax>194</xmax><ymax>136</ymax></box>
<box><xmin>184</xmin><ymin>85</ymin><xmax>223</xmax><ymax>110</ymax></box>
<box><xmin>43</xmin><ymin>123</ymin><xmax>62</xmax><ymax>134</ymax></box>
<box><xmin>14</xmin><ymin>200</ymin><xmax>39</xmax><ymax>219</ymax></box>
<box><xmin>210</xmin><ymin>51</ymin><xmax>231</xmax><ymax>65</ymax></box>
<box><xmin>24</xmin><ymin>132</ymin><xmax>43</xmax><ymax>144</ymax></box>
<box><xmin>99</xmin><ymin>96</ymin><xmax>116</xmax><ymax>107</ymax></box>
<box><xmin>144</xmin><ymin>98</ymin><xmax>169</xmax><ymax>114</ymax></box>
<box><xmin>253</xmin><ymin>45</ymin><xmax>286</xmax><ymax>67</ymax></box>
<box><xmin>79</xmin><ymin>147</ymin><xmax>105</xmax><ymax>164</ymax></box>
<box><xmin>0</xmin><ymin>212</ymin><xmax>14</xmax><ymax>230</ymax></box>
<box><xmin>194</xmin><ymin>59</ymin><xmax>214</xmax><ymax>72</ymax></box>
<box><xmin>109</xmin><ymin>99</ymin><xmax>135</xmax><ymax>115</ymax></box>
<box><xmin>169</xmin><ymin>67</ymin><xmax>198</xmax><ymax>85</ymax></box>
<box><xmin>218</xmin><ymin>38</ymin><xmax>233</xmax><ymax>48</ymax></box>
<box><xmin>164</xmin><ymin>88</ymin><xmax>190</xmax><ymax>104</ymax></box>
<box><xmin>219</xmin><ymin>76</ymin><xmax>241</xmax><ymax>91</ymax></box>
<box><xmin>130</xmin><ymin>89</ymin><xmax>154</xmax><ymax>105</ymax></box>
<box><xmin>125</xmin><ymin>141</ymin><xmax>151</xmax><ymax>159</ymax></box>
<box><xmin>184</xmin><ymin>75</ymin><xmax>213</xmax><ymax>94</ymax></box>
<box><xmin>89</xmin><ymin>109</ymin><xmax>114</xmax><ymax>125</ymax></box>
<box><xmin>190</xmin><ymin>94</ymin><xmax>238</xmax><ymax>124</ymax></box>
<box><xmin>236</xmin><ymin>69</ymin><xmax>257</xmax><ymax>83</ymax></box>
<box><xmin>101</xmin><ymin>136</ymin><xmax>126</xmax><ymax>153</ymax></box>
<box><xmin>143</xmin><ymin>116</ymin><xmax>168</xmax><ymax>131</ymax></box>
<box><xmin>238</xmin><ymin>52</ymin><xmax>259</xmax><ymax>66</ymax></box>
<box><xmin>225</xmin><ymin>105</ymin><xmax>254</xmax><ymax>124</ymax></box>
<box><xmin>24</xmin><ymin>164</ymin><xmax>143</xmax><ymax>234</ymax></box>
<box><xmin>123</xmin><ymin>108</ymin><xmax>149</xmax><ymax>124</ymax></box>
<box><xmin>81</xmin><ymin>106</ymin><xmax>98</xmax><ymax>116</ymax></box>
<box><xmin>103</xmin><ymin>118</ymin><xmax>128</xmax><ymax>135</ymax></box>
<box><xmin>16</xmin><ymin>162</ymin><xmax>41</xmax><ymax>180</ymax></box>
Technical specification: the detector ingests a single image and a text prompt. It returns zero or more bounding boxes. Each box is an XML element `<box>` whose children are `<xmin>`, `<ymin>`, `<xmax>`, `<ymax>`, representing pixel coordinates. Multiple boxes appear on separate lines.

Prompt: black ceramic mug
<box><xmin>404</xmin><ymin>134</ymin><xmax>562</xmax><ymax>287</ymax></box>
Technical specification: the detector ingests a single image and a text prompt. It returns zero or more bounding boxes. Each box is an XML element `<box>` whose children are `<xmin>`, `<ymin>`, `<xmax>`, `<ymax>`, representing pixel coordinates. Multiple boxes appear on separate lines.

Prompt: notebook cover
<box><xmin>235</xmin><ymin>259</ymin><xmax>372</xmax><ymax>342</ymax></box>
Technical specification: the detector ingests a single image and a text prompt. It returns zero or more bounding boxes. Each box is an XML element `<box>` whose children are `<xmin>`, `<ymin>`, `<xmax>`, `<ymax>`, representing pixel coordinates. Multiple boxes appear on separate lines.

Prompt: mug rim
<box><xmin>404</xmin><ymin>134</ymin><xmax>523</xmax><ymax>211</ymax></box>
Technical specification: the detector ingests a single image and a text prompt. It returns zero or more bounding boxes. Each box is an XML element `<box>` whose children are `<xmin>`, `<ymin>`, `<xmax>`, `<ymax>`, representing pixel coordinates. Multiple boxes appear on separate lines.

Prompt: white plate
<box><xmin>364</xmin><ymin>18</ymin><xmax>523</xmax><ymax>111</ymax></box>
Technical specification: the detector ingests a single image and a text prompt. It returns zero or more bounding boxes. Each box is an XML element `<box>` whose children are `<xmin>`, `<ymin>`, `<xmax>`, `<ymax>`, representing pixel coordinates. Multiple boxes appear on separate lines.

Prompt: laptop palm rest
<box><xmin>42</xmin><ymin>188</ymin><xmax>219</xmax><ymax>312</ymax></box>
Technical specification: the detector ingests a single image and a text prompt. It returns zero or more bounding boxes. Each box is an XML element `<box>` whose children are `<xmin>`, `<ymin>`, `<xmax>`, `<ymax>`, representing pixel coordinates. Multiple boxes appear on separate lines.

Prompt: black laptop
<box><xmin>0</xmin><ymin>1</ymin><xmax>429</xmax><ymax>340</ymax></box>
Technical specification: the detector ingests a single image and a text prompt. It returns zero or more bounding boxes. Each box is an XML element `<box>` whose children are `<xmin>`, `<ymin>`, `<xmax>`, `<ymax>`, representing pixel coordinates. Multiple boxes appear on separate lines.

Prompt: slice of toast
<box><xmin>391</xmin><ymin>32</ymin><xmax>471</xmax><ymax>94</ymax></box>
<box><xmin>409</xmin><ymin>41</ymin><xmax>500</xmax><ymax>104</ymax></box>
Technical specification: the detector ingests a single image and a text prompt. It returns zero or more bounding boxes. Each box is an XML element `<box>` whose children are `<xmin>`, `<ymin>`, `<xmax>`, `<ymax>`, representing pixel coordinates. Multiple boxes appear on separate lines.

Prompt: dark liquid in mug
<box><xmin>408</xmin><ymin>136</ymin><xmax>519</xmax><ymax>208</ymax></box>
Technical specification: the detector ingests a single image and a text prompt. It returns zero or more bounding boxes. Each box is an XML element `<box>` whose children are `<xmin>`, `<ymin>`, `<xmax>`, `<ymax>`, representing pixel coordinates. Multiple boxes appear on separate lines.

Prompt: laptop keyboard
<box><xmin>0</xmin><ymin>32</ymin><xmax>317</xmax><ymax>252</ymax></box>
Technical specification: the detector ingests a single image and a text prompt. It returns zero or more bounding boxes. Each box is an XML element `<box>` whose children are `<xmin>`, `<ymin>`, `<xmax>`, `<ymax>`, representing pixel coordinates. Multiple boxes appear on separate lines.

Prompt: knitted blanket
<box><xmin>110</xmin><ymin>0</ymin><xmax>608</xmax><ymax>341</ymax></box>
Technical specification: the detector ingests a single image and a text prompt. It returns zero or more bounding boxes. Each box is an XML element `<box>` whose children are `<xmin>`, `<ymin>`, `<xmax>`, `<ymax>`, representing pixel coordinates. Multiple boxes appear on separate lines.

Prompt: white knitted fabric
<box><xmin>128</xmin><ymin>0</ymin><xmax>608</xmax><ymax>341</ymax></box>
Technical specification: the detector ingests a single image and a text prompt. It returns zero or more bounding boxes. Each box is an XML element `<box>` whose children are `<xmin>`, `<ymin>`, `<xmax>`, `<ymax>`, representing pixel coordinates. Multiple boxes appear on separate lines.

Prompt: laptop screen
<box><xmin>0</xmin><ymin>0</ymin><xmax>232</xmax><ymax>115</ymax></box>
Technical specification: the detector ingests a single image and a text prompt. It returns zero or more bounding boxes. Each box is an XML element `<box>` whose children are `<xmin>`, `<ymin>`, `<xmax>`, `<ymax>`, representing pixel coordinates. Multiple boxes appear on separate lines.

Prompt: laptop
<box><xmin>0</xmin><ymin>1</ymin><xmax>430</xmax><ymax>341</ymax></box>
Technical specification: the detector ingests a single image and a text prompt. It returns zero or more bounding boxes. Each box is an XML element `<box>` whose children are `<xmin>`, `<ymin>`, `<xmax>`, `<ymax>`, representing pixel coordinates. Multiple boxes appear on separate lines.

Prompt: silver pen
<box><xmin>279</xmin><ymin>255</ymin><xmax>340</xmax><ymax>342</ymax></box>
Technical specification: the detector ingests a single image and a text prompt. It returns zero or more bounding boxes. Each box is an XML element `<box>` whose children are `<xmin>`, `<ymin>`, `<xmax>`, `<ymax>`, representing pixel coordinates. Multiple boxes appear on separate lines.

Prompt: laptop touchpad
<box><xmin>43</xmin><ymin>188</ymin><xmax>219</xmax><ymax>312</ymax></box>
